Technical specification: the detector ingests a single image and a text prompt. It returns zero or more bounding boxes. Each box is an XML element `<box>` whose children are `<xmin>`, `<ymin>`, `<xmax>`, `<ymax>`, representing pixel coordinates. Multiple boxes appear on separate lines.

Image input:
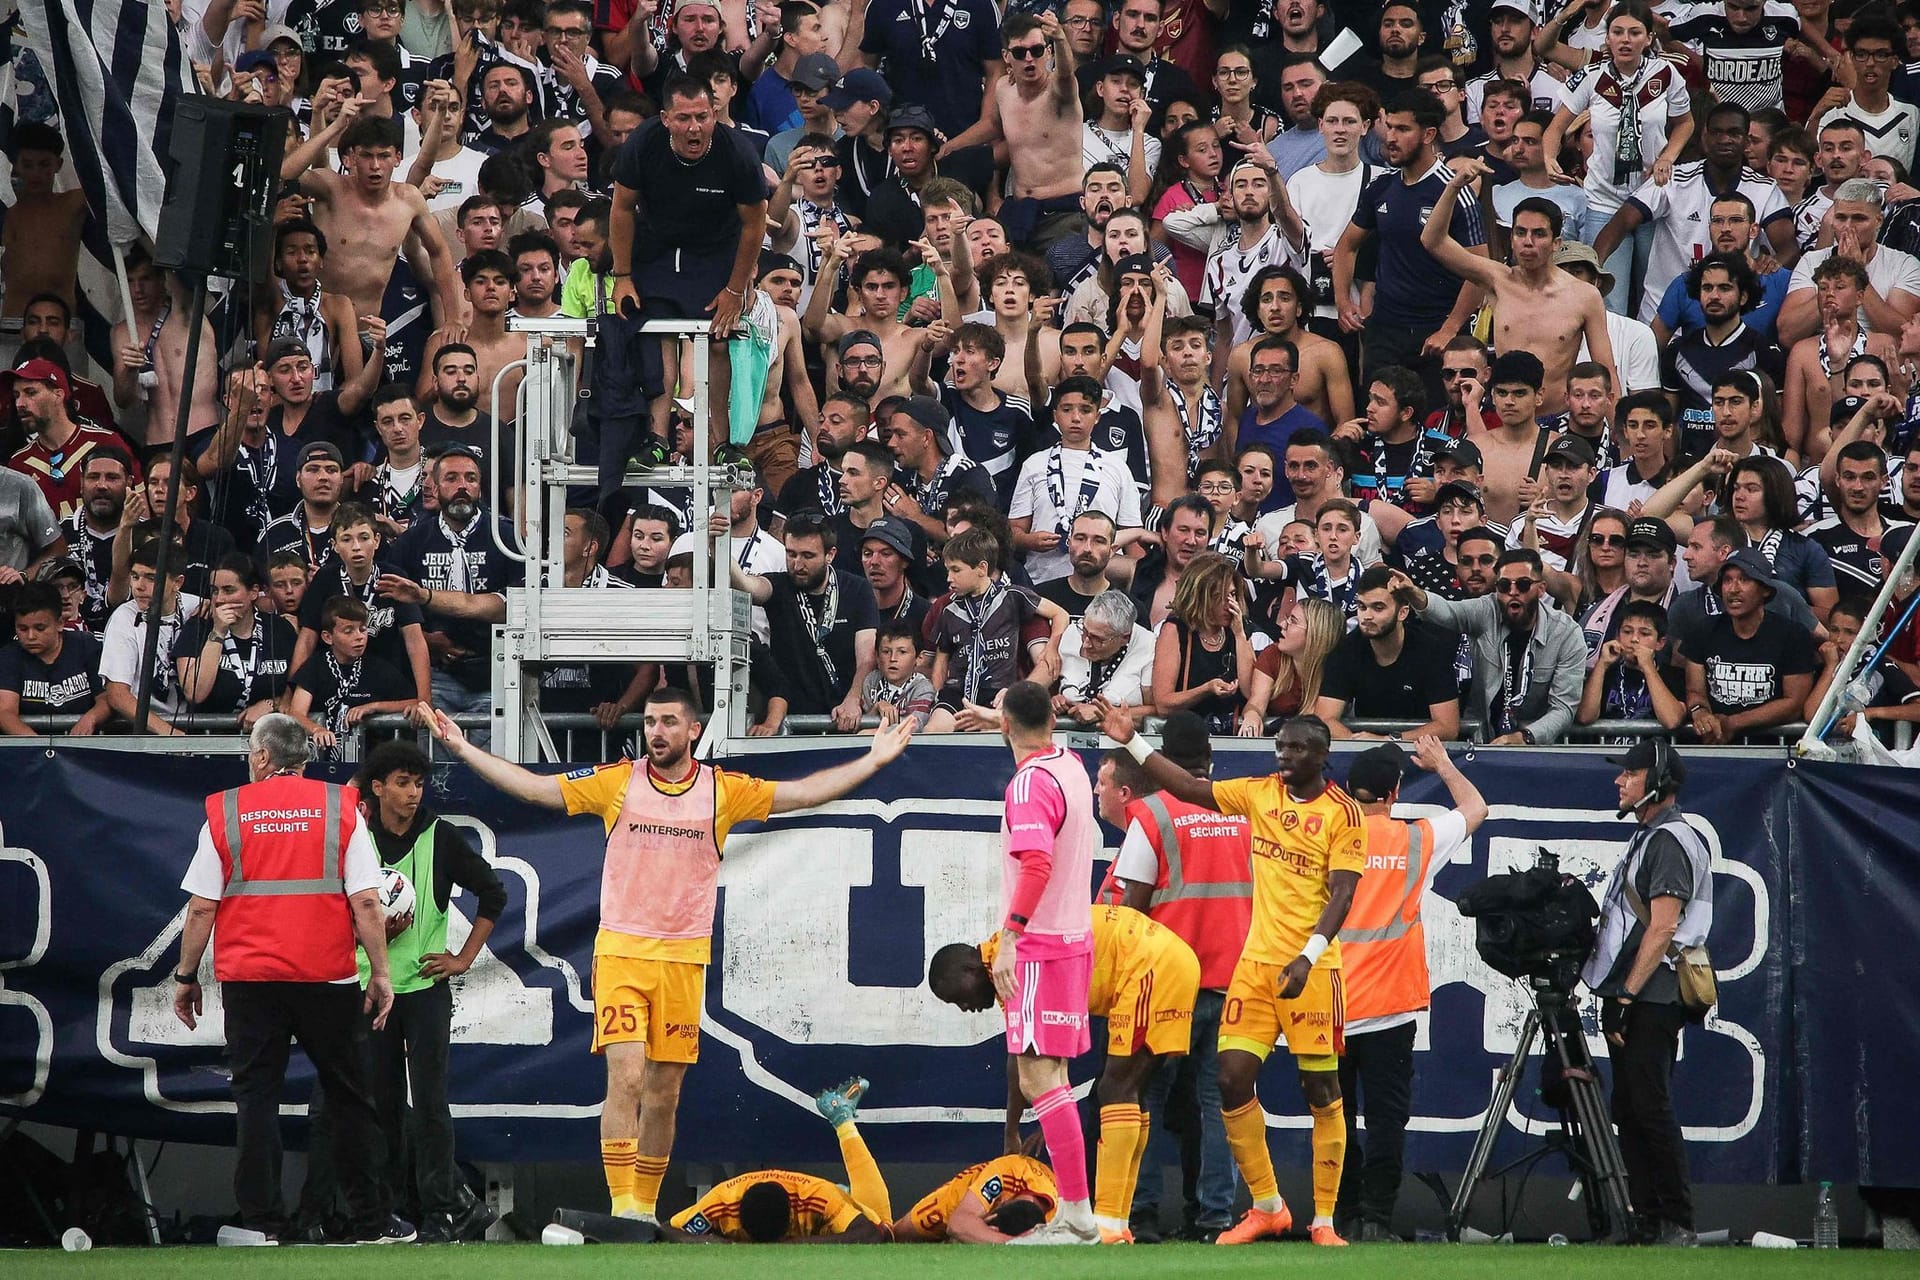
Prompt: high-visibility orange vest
<box><xmin>1340</xmin><ymin>813</ymin><xmax>1435</xmax><ymax>1024</ymax></box>
<box><xmin>206</xmin><ymin>775</ymin><xmax>359</xmax><ymax>984</ymax></box>
<box><xmin>1098</xmin><ymin>792</ymin><xmax>1252</xmax><ymax>990</ymax></box>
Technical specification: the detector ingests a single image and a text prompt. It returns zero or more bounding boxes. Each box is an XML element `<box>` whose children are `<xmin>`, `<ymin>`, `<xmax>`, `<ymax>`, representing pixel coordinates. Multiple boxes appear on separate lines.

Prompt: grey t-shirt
<box><xmin>1603</xmin><ymin>825</ymin><xmax>1697</xmax><ymax>1005</ymax></box>
<box><xmin>0</xmin><ymin>471</ymin><xmax>59</xmax><ymax>570</ymax></box>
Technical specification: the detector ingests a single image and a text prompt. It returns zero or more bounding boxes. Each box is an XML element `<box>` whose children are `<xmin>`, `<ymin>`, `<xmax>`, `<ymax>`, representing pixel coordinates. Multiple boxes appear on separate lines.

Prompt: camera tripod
<box><xmin>1443</xmin><ymin>973</ymin><xmax>1634</xmax><ymax>1243</ymax></box>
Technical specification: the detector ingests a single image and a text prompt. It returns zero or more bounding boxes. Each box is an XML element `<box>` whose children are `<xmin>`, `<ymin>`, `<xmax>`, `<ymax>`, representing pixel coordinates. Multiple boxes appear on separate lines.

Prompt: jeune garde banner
<box><xmin>1</xmin><ymin>744</ymin><xmax>1915</xmax><ymax>1185</ymax></box>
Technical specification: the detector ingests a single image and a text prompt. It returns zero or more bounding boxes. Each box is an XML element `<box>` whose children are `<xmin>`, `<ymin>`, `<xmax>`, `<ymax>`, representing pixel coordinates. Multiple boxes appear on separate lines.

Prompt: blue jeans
<box><xmin>1131</xmin><ymin>988</ymin><xmax>1237</xmax><ymax>1229</ymax></box>
<box><xmin>1582</xmin><ymin>204</ymin><xmax>1653</xmax><ymax>319</ymax></box>
<box><xmin>430</xmin><ymin>668</ymin><xmax>491</xmax><ymax>752</ymax></box>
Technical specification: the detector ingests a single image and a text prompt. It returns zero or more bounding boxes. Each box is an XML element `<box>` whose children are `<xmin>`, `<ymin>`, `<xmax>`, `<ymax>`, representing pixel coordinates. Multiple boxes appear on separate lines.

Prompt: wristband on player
<box><xmin>1123</xmin><ymin>734</ymin><xmax>1152</xmax><ymax>764</ymax></box>
<box><xmin>1004</xmin><ymin>915</ymin><xmax>1029</xmax><ymax>936</ymax></box>
<box><xmin>1300</xmin><ymin>933</ymin><xmax>1330</xmax><ymax>966</ymax></box>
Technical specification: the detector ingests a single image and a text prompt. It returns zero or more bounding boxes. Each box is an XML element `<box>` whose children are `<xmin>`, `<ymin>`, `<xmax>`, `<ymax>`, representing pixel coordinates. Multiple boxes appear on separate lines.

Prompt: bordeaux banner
<box><xmin>0</xmin><ymin>744</ymin><xmax>1912</xmax><ymax>1184</ymax></box>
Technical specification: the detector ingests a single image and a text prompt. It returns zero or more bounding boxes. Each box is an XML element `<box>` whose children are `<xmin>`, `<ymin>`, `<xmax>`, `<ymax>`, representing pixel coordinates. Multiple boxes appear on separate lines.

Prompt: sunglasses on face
<box><xmin>1441</xmin><ymin>367</ymin><xmax>1477</xmax><ymax>380</ymax></box>
<box><xmin>1496</xmin><ymin>577</ymin><xmax>1537</xmax><ymax>594</ymax></box>
<box><xmin>1590</xmin><ymin>533</ymin><xmax>1628</xmax><ymax>548</ymax></box>
<box><xmin>1460</xmin><ymin>553</ymin><xmax>1498</xmax><ymax>567</ymax></box>
<box><xmin>1007</xmin><ymin>43</ymin><xmax>1049</xmax><ymax>60</ymax></box>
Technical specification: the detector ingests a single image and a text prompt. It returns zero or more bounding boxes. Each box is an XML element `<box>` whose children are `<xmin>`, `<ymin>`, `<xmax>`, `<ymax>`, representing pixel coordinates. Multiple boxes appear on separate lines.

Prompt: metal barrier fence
<box><xmin>3</xmin><ymin>711</ymin><xmax>1904</xmax><ymax>762</ymax></box>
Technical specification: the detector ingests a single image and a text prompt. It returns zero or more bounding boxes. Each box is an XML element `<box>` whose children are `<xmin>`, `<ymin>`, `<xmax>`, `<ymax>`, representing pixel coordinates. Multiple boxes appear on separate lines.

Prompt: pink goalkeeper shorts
<box><xmin>1003</xmin><ymin>949</ymin><xmax>1093</xmax><ymax>1059</ymax></box>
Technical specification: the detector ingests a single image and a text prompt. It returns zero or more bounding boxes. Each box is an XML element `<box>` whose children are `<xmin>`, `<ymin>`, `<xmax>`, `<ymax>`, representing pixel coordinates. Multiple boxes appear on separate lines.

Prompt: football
<box><xmin>379</xmin><ymin>868</ymin><xmax>416</xmax><ymax>920</ymax></box>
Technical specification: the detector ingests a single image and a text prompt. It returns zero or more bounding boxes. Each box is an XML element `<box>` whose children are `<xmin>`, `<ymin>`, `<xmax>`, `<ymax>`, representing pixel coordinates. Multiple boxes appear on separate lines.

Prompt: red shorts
<box><xmin>1003</xmin><ymin>949</ymin><xmax>1093</xmax><ymax>1059</ymax></box>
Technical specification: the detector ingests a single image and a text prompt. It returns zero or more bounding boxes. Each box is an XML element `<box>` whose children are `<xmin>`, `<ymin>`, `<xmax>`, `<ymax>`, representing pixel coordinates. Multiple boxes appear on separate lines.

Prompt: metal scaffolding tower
<box><xmin>486</xmin><ymin>315</ymin><xmax>752</xmax><ymax>763</ymax></box>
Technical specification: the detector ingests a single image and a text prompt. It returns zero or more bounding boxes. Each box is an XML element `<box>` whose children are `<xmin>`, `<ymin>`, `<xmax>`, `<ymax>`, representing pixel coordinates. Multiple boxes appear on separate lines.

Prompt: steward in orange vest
<box><xmin>1333</xmin><ymin>736</ymin><xmax>1486</xmax><ymax>1243</ymax></box>
<box><xmin>170</xmin><ymin>714</ymin><xmax>412</xmax><ymax>1244</ymax></box>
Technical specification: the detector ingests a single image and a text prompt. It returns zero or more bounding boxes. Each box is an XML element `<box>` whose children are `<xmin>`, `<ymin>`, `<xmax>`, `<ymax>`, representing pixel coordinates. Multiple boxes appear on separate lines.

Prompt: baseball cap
<box><xmin>897</xmin><ymin>395</ymin><xmax>950</xmax><ymax>435</ymax></box>
<box><xmin>884</xmin><ymin>103</ymin><xmax>941</xmax><ymax>139</ymax></box>
<box><xmin>1098</xmin><ymin>54</ymin><xmax>1147</xmax><ymax>82</ymax></box>
<box><xmin>1435</xmin><ymin>438</ymin><xmax>1484</xmax><ymax>470</ymax></box>
<box><xmin>1434</xmin><ymin>479</ymin><xmax>1484</xmax><ymax>509</ymax></box>
<box><xmin>677</xmin><ymin>0</ymin><xmax>722</xmax><ymax>12</ymax></box>
<box><xmin>1113</xmin><ymin>252</ymin><xmax>1155</xmax><ymax>278</ymax></box>
<box><xmin>838</xmin><ymin>328</ymin><xmax>883</xmax><ymax>361</ymax></box>
<box><xmin>35</xmin><ymin>557</ymin><xmax>85</xmax><ymax>587</ymax></box>
<box><xmin>1830</xmin><ymin>393</ymin><xmax>1869</xmax><ymax>426</ymax></box>
<box><xmin>1488</xmin><ymin>0</ymin><xmax>1538</xmax><ymax>20</ymax></box>
<box><xmin>0</xmin><ymin>357</ymin><xmax>69</xmax><ymax>398</ymax></box>
<box><xmin>790</xmin><ymin>52</ymin><xmax>841</xmax><ymax>92</ymax></box>
<box><xmin>259</xmin><ymin>21</ymin><xmax>302</xmax><ymax>48</ymax></box>
<box><xmin>261</xmin><ymin>338</ymin><xmax>311</xmax><ymax>368</ymax></box>
<box><xmin>821</xmin><ymin>68</ymin><xmax>894</xmax><ymax>111</ymax></box>
<box><xmin>1625</xmin><ymin>516</ymin><xmax>1677</xmax><ymax>555</ymax></box>
<box><xmin>861</xmin><ymin>515</ymin><xmax>916</xmax><ymax>560</ymax></box>
<box><xmin>759</xmin><ymin>250</ymin><xmax>802</xmax><ymax>278</ymax></box>
<box><xmin>1542</xmin><ymin>433</ymin><xmax>1597</xmax><ymax>468</ymax></box>
<box><xmin>1346</xmin><ymin>743</ymin><xmax>1408</xmax><ymax>803</ymax></box>
<box><xmin>1718</xmin><ymin>546</ymin><xmax>1779</xmax><ymax>597</ymax></box>
<box><xmin>1553</xmin><ymin>241</ymin><xmax>1615</xmax><ymax>293</ymax></box>
<box><xmin>298</xmin><ymin>441</ymin><xmax>344</xmax><ymax>469</ymax></box>
<box><xmin>235</xmin><ymin>49</ymin><xmax>279</xmax><ymax>77</ymax></box>
<box><xmin>1604</xmin><ymin>738</ymin><xmax>1688</xmax><ymax>784</ymax></box>
<box><xmin>431</xmin><ymin>440</ymin><xmax>484</xmax><ymax>467</ymax></box>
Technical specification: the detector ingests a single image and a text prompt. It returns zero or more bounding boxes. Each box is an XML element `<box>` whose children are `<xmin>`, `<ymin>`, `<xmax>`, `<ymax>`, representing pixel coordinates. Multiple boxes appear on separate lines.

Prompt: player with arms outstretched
<box><xmin>986</xmin><ymin>680</ymin><xmax>1103</xmax><ymax>1245</ymax></box>
<box><xmin>1100</xmin><ymin>707</ymin><xmax>1363</xmax><ymax>1246</ymax></box>
<box><xmin>423</xmin><ymin>687</ymin><xmax>912</xmax><ymax>1224</ymax></box>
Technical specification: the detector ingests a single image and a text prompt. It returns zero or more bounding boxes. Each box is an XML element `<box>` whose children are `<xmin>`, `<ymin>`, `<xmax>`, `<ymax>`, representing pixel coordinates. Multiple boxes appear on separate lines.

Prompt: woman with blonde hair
<box><xmin>1237</xmin><ymin>597</ymin><xmax>1344</xmax><ymax>737</ymax></box>
<box><xmin>1151</xmin><ymin>551</ymin><xmax>1255</xmax><ymax>734</ymax></box>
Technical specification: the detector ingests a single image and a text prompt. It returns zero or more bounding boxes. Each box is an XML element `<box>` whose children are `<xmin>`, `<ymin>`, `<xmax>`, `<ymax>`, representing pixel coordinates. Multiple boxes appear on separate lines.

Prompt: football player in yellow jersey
<box><xmin>425</xmin><ymin>689</ymin><xmax>913</xmax><ymax>1225</ymax></box>
<box><xmin>1100</xmin><ymin>708</ymin><xmax>1363</xmax><ymax>1247</ymax></box>
<box><xmin>929</xmin><ymin>904</ymin><xmax>1202</xmax><ymax>1243</ymax></box>
<box><xmin>891</xmin><ymin>1154</ymin><xmax>1058</xmax><ymax>1243</ymax></box>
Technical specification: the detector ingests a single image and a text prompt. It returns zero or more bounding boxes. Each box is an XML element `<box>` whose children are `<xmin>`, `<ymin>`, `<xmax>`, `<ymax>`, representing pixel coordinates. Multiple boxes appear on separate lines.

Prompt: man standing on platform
<box><xmin>1335</xmin><ymin>736</ymin><xmax>1485</xmax><ymax>1241</ymax></box>
<box><xmin>423</xmin><ymin>689</ymin><xmax>912</xmax><ymax>1225</ymax></box>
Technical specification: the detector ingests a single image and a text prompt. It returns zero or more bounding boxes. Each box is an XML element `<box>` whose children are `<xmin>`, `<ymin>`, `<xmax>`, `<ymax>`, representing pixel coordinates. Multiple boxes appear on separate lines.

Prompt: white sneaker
<box><xmin>1008</xmin><ymin>1217</ymin><xmax>1101</xmax><ymax>1245</ymax></box>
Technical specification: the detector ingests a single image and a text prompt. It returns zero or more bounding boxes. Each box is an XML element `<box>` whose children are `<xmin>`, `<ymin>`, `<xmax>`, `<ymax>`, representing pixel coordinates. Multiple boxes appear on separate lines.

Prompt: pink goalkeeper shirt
<box><xmin>1000</xmin><ymin>746</ymin><xmax>1097</xmax><ymax>959</ymax></box>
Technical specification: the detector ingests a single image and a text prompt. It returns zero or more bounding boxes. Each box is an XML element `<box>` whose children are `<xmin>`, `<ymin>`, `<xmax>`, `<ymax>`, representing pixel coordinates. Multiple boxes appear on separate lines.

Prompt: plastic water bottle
<box><xmin>1814</xmin><ymin>1182</ymin><xmax>1839</xmax><ymax>1250</ymax></box>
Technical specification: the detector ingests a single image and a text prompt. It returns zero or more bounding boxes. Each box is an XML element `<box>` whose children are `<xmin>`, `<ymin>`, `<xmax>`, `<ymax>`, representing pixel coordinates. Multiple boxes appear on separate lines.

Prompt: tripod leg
<box><xmin>1448</xmin><ymin>1010</ymin><xmax>1540</xmax><ymax>1239</ymax></box>
<box><xmin>1544</xmin><ymin>1013</ymin><xmax>1635</xmax><ymax>1242</ymax></box>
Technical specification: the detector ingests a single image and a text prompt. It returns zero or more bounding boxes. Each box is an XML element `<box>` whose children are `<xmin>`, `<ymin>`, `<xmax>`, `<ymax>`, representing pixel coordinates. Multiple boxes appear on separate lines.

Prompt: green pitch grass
<box><xmin>2</xmin><ymin>1243</ymin><xmax>1909</xmax><ymax>1279</ymax></box>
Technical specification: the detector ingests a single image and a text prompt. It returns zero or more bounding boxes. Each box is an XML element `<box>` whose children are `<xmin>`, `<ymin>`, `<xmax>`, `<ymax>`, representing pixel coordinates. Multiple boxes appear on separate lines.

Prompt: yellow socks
<box><xmin>837</xmin><ymin>1121</ymin><xmax>894</xmax><ymax>1222</ymax></box>
<box><xmin>1223</xmin><ymin>1099</ymin><xmax>1282</xmax><ymax>1209</ymax></box>
<box><xmin>601</xmin><ymin>1138</ymin><xmax>637</xmax><ymax>1216</ymax></box>
<box><xmin>1093</xmin><ymin>1103</ymin><xmax>1146</xmax><ymax>1226</ymax></box>
<box><xmin>634</xmin><ymin>1154</ymin><xmax>670</xmax><ymax>1218</ymax></box>
<box><xmin>1310</xmin><ymin>1098</ymin><xmax>1347</xmax><ymax>1221</ymax></box>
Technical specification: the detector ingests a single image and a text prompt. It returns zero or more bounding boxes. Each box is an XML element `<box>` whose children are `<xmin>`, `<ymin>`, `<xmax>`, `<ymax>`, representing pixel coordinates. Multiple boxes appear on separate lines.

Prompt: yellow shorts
<box><xmin>591</xmin><ymin>954</ymin><xmax>704</xmax><ymax>1062</ymax></box>
<box><xmin>1105</xmin><ymin>948</ymin><xmax>1202</xmax><ymax>1059</ymax></box>
<box><xmin>1219</xmin><ymin>956</ymin><xmax>1344</xmax><ymax>1069</ymax></box>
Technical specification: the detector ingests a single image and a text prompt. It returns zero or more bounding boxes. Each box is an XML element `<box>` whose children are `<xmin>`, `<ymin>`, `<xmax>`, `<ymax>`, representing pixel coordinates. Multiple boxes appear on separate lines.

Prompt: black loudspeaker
<box><xmin>154</xmin><ymin>99</ymin><xmax>291</xmax><ymax>283</ymax></box>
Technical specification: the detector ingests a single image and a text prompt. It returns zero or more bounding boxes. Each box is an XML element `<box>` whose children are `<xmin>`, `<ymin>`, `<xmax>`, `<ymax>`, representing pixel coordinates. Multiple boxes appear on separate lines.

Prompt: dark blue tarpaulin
<box><xmin>0</xmin><ymin>745</ymin><xmax>1911</xmax><ymax>1184</ymax></box>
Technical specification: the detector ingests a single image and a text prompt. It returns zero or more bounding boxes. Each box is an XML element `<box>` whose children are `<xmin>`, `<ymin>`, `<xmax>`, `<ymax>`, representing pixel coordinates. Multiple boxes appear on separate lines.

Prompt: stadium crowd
<box><xmin>6</xmin><ymin>0</ymin><xmax>1920</xmax><ymax>752</ymax></box>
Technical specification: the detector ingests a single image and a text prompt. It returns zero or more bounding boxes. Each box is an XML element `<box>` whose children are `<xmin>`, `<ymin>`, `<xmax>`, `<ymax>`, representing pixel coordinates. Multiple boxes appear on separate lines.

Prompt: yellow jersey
<box><xmin>670</xmin><ymin>1169</ymin><xmax>867</xmax><ymax>1239</ymax></box>
<box><xmin>558</xmin><ymin>761</ymin><xmax>776</xmax><ymax>965</ymax></box>
<box><xmin>1085</xmin><ymin>904</ymin><xmax>1190</xmax><ymax>1015</ymax></box>
<box><xmin>905</xmin><ymin>1155</ymin><xmax>1057</xmax><ymax>1239</ymax></box>
<box><xmin>1209</xmin><ymin>776</ymin><xmax>1365</xmax><ymax>967</ymax></box>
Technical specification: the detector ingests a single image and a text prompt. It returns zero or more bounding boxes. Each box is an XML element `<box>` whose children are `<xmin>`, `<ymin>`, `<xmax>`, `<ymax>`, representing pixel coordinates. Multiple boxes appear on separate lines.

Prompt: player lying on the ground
<box><xmin>889</xmin><ymin>1147</ymin><xmax>1059</xmax><ymax>1243</ymax></box>
<box><xmin>661</xmin><ymin>1078</ymin><xmax>891</xmax><ymax>1243</ymax></box>
<box><xmin>930</xmin><ymin>902</ymin><xmax>1202</xmax><ymax>1243</ymax></box>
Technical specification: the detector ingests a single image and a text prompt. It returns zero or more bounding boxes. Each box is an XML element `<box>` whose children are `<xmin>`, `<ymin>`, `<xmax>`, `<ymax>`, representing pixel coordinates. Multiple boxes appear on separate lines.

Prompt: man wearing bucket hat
<box><xmin>1680</xmin><ymin>547</ymin><xmax>1819</xmax><ymax>743</ymax></box>
<box><xmin>1557</xmin><ymin>242</ymin><xmax>1663</xmax><ymax>395</ymax></box>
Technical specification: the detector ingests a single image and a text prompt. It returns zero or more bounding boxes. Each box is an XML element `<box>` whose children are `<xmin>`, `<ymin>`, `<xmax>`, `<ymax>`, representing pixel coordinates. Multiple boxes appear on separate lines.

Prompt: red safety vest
<box><xmin>206</xmin><ymin>775</ymin><xmax>359</xmax><ymax>984</ymax></box>
<box><xmin>1341</xmin><ymin>814</ymin><xmax>1435</xmax><ymax>1024</ymax></box>
<box><xmin>1099</xmin><ymin>792</ymin><xmax>1252</xmax><ymax>990</ymax></box>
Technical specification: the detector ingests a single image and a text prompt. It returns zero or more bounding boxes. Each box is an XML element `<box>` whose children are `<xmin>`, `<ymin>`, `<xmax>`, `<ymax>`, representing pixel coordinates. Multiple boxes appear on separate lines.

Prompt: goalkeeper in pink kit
<box><xmin>990</xmin><ymin>682</ymin><xmax>1102</xmax><ymax>1245</ymax></box>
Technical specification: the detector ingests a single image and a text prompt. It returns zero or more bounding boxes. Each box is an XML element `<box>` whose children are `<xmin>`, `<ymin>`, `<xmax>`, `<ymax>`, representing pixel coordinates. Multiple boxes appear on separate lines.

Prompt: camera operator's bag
<box><xmin>1623</xmin><ymin>880</ymin><xmax>1717</xmax><ymax>1014</ymax></box>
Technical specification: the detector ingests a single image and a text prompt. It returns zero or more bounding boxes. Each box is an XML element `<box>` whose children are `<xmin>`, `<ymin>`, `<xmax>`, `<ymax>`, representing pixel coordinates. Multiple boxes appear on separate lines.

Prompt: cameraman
<box><xmin>1582</xmin><ymin>740</ymin><xmax>1713</xmax><ymax>1247</ymax></box>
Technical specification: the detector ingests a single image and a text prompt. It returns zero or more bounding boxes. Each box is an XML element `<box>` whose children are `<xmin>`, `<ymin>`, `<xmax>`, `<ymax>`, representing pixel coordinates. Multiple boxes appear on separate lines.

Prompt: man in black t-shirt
<box><xmin>0</xmin><ymin>584</ymin><xmax>107</xmax><ymax>734</ymax></box>
<box><xmin>608</xmin><ymin>73</ymin><xmax>768</xmax><ymax>449</ymax></box>
<box><xmin>419</xmin><ymin>343</ymin><xmax>507</xmax><ymax>499</ymax></box>
<box><xmin>1681</xmin><ymin>548</ymin><xmax>1818</xmax><ymax>743</ymax></box>
<box><xmin>732</xmin><ymin>512</ymin><xmax>881</xmax><ymax>730</ymax></box>
<box><xmin>1033</xmin><ymin>510</ymin><xmax>1119</xmax><ymax>620</ymax></box>
<box><xmin>1314</xmin><ymin>566</ymin><xmax>1462</xmax><ymax>740</ymax></box>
